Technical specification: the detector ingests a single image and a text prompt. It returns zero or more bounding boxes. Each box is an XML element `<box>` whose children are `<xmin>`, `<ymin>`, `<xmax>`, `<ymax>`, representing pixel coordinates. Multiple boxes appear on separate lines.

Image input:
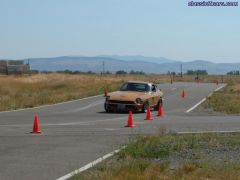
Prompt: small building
<box><xmin>0</xmin><ymin>60</ymin><xmax>30</xmax><ymax>75</ymax></box>
<box><xmin>0</xmin><ymin>60</ymin><xmax>8</xmax><ymax>74</ymax></box>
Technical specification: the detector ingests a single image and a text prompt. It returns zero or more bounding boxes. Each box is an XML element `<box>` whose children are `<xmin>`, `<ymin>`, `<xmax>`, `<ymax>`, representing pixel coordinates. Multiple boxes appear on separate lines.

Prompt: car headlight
<box><xmin>136</xmin><ymin>98</ymin><xmax>143</xmax><ymax>104</ymax></box>
<box><xmin>106</xmin><ymin>96</ymin><xmax>110</xmax><ymax>101</ymax></box>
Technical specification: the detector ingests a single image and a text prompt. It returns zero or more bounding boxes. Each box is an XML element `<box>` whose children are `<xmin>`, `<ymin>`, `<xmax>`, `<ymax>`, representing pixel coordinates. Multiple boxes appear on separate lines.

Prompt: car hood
<box><xmin>109</xmin><ymin>91</ymin><xmax>150</xmax><ymax>101</ymax></box>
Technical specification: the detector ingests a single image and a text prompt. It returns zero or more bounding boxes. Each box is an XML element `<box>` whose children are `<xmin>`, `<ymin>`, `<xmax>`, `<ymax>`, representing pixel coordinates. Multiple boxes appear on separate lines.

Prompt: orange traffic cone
<box><xmin>31</xmin><ymin>115</ymin><xmax>42</xmax><ymax>134</ymax></box>
<box><xmin>104</xmin><ymin>90</ymin><xmax>108</xmax><ymax>97</ymax></box>
<box><xmin>125</xmin><ymin>111</ymin><xmax>135</xmax><ymax>128</ymax></box>
<box><xmin>157</xmin><ymin>104</ymin><xmax>164</xmax><ymax>117</ymax></box>
<box><xmin>145</xmin><ymin>106</ymin><xmax>153</xmax><ymax>120</ymax></box>
<box><xmin>182</xmin><ymin>89</ymin><xmax>186</xmax><ymax>98</ymax></box>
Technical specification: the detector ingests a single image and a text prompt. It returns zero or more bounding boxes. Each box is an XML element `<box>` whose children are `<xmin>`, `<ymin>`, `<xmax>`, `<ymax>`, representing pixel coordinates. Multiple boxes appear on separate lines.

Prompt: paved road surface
<box><xmin>1</xmin><ymin>82</ymin><xmax>236</xmax><ymax>180</ymax></box>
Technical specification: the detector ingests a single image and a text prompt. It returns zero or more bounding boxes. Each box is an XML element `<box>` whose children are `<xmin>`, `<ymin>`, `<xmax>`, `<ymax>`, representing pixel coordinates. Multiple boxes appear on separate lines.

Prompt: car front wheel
<box><xmin>104</xmin><ymin>103</ymin><xmax>110</xmax><ymax>113</ymax></box>
<box><xmin>155</xmin><ymin>98</ymin><xmax>163</xmax><ymax>111</ymax></box>
<box><xmin>142</xmin><ymin>101</ymin><xmax>149</xmax><ymax>113</ymax></box>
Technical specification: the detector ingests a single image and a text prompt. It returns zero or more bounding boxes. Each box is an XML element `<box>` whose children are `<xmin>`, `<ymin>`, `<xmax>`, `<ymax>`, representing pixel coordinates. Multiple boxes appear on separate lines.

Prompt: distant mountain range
<box><xmin>98</xmin><ymin>55</ymin><xmax>175</xmax><ymax>64</ymax></box>
<box><xmin>26</xmin><ymin>55</ymin><xmax>240</xmax><ymax>74</ymax></box>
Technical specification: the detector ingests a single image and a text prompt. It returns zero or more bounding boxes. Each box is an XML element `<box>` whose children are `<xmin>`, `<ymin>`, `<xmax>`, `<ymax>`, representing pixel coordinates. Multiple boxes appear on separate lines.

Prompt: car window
<box><xmin>120</xmin><ymin>83</ymin><xmax>150</xmax><ymax>92</ymax></box>
<box><xmin>120</xmin><ymin>82</ymin><xmax>128</xmax><ymax>91</ymax></box>
<box><xmin>152</xmin><ymin>85</ymin><xmax>156</xmax><ymax>92</ymax></box>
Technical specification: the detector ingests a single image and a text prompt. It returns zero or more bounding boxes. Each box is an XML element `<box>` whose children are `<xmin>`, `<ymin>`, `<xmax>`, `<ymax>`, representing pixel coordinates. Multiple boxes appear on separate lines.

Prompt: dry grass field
<box><xmin>204</xmin><ymin>80</ymin><xmax>240</xmax><ymax>114</ymax></box>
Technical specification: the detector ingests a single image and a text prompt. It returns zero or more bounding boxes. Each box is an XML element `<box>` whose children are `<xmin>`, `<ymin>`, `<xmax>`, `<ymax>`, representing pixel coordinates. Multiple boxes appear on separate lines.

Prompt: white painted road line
<box><xmin>186</xmin><ymin>98</ymin><xmax>207</xmax><ymax>113</ymax></box>
<box><xmin>56</xmin><ymin>147</ymin><xmax>125</xmax><ymax>180</ymax></box>
<box><xmin>61</xmin><ymin>100</ymin><xmax>104</xmax><ymax>113</ymax></box>
<box><xmin>177</xmin><ymin>130</ymin><xmax>240</xmax><ymax>134</ymax></box>
<box><xmin>0</xmin><ymin>116</ymin><xmax>126</xmax><ymax>127</ymax></box>
<box><xmin>0</xmin><ymin>94</ymin><xmax>102</xmax><ymax>114</ymax></box>
<box><xmin>0</xmin><ymin>115</ymin><xmax>147</xmax><ymax>127</ymax></box>
<box><xmin>214</xmin><ymin>85</ymin><xmax>226</xmax><ymax>92</ymax></box>
<box><xmin>186</xmin><ymin>85</ymin><xmax>226</xmax><ymax>113</ymax></box>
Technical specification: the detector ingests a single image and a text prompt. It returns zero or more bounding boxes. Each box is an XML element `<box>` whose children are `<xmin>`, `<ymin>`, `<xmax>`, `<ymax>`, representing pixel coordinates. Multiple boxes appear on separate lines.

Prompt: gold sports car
<box><xmin>104</xmin><ymin>81</ymin><xmax>163</xmax><ymax>113</ymax></box>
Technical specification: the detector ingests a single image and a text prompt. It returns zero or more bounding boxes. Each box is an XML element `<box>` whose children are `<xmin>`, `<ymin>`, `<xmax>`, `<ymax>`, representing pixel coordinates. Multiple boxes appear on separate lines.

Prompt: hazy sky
<box><xmin>0</xmin><ymin>0</ymin><xmax>239</xmax><ymax>63</ymax></box>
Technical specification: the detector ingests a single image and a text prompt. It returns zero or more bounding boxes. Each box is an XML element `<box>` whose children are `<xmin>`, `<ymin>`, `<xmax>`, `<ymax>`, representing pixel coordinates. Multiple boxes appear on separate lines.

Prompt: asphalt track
<box><xmin>0</xmin><ymin>82</ymin><xmax>237</xmax><ymax>180</ymax></box>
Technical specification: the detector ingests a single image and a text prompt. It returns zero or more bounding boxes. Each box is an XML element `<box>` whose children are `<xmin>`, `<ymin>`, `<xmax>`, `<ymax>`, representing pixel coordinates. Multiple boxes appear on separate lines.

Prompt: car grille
<box><xmin>109</xmin><ymin>100</ymin><xmax>135</xmax><ymax>104</ymax></box>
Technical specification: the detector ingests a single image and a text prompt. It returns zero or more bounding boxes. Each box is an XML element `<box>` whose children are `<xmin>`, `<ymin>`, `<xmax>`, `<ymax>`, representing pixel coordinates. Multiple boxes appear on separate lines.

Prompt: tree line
<box><xmin>31</xmin><ymin>69</ymin><xmax>240</xmax><ymax>75</ymax></box>
<box><xmin>168</xmin><ymin>70</ymin><xmax>208</xmax><ymax>75</ymax></box>
<box><xmin>36</xmin><ymin>70</ymin><xmax>145</xmax><ymax>75</ymax></box>
<box><xmin>227</xmin><ymin>70</ymin><xmax>240</xmax><ymax>75</ymax></box>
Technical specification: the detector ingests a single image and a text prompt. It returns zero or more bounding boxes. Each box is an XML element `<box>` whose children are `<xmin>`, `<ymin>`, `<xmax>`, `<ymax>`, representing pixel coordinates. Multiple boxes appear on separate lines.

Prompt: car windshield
<box><xmin>120</xmin><ymin>82</ymin><xmax>150</xmax><ymax>92</ymax></box>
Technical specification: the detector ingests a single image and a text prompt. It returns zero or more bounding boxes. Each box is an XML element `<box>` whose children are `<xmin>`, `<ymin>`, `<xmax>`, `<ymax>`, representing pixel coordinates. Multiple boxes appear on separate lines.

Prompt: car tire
<box><xmin>142</xmin><ymin>101</ymin><xmax>149</xmax><ymax>113</ymax></box>
<box><xmin>104</xmin><ymin>103</ymin><xmax>110</xmax><ymax>113</ymax></box>
<box><xmin>155</xmin><ymin>98</ymin><xmax>163</xmax><ymax>111</ymax></box>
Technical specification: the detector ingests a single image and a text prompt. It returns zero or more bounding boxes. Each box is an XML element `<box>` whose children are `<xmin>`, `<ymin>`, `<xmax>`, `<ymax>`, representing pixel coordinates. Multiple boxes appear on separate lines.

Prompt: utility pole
<box><xmin>180</xmin><ymin>64</ymin><xmax>183</xmax><ymax>80</ymax></box>
<box><xmin>102</xmin><ymin>61</ymin><xmax>105</xmax><ymax>75</ymax></box>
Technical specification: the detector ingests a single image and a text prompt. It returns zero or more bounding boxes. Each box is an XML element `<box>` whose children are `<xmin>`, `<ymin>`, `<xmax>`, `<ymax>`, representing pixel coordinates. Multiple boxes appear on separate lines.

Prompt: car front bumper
<box><xmin>105</xmin><ymin>102</ymin><xmax>143</xmax><ymax>112</ymax></box>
